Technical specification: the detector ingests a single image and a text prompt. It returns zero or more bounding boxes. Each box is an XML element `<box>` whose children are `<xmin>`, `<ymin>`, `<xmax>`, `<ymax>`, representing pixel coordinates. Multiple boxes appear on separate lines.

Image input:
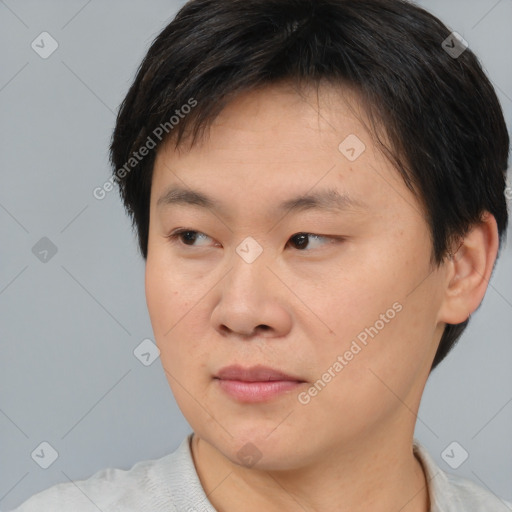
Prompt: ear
<box><xmin>437</xmin><ymin>212</ymin><xmax>500</xmax><ymax>325</ymax></box>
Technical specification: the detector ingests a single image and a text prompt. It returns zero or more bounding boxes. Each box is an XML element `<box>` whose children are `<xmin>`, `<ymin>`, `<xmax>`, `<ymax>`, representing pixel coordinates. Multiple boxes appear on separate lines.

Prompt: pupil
<box><xmin>183</xmin><ymin>231</ymin><xmax>196</xmax><ymax>244</ymax></box>
<box><xmin>293</xmin><ymin>233</ymin><xmax>308</xmax><ymax>249</ymax></box>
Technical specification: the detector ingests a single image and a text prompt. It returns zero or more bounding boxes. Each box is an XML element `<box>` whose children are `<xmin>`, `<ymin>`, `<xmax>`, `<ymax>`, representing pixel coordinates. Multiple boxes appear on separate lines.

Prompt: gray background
<box><xmin>1</xmin><ymin>0</ymin><xmax>511</xmax><ymax>509</ymax></box>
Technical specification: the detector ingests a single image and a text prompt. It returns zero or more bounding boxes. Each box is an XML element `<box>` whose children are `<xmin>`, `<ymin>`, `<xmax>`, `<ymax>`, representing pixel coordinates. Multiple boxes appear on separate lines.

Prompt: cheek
<box><xmin>300</xmin><ymin>307</ymin><xmax>430</xmax><ymax>438</ymax></box>
<box><xmin>309</xmin><ymin>247</ymin><xmax>436</xmax><ymax>393</ymax></box>
<box><xmin>145</xmin><ymin>253</ymin><xmax>193</xmax><ymax>331</ymax></box>
<box><xmin>145</xmin><ymin>256</ymin><xmax>210</xmax><ymax>373</ymax></box>
<box><xmin>145</xmin><ymin>263</ymin><xmax>172</xmax><ymax>333</ymax></box>
<box><xmin>145</xmin><ymin>261</ymin><xmax>183</xmax><ymax>358</ymax></box>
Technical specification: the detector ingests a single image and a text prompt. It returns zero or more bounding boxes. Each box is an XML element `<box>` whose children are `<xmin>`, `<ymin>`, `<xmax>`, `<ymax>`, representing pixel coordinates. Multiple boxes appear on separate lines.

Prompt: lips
<box><xmin>215</xmin><ymin>364</ymin><xmax>305</xmax><ymax>383</ymax></box>
<box><xmin>214</xmin><ymin>364</ymin><xmax>306</xmax><ymax>403</ymax></box>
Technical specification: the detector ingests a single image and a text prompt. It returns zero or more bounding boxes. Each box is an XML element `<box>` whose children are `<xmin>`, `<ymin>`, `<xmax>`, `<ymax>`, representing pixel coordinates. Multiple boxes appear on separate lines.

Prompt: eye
<box><xmin>166</xmin><ymin>229</ymin><xmax>342</xmax><ymax>251</ymax></box>
<box><xmin>287</xmin><ymin>233</ymin><xmax>337</xmax><ymax>251</ymax></box>
<box><xmin>166</xmin><ymin>229</ymin><xmax>216</xmax><ymax>247</ymax></box>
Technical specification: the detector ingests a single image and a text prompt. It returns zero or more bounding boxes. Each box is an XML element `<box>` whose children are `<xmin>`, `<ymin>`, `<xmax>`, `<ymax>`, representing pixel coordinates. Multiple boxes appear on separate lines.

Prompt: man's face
<box><xmin>146</xmin><ymin>83</ymin><xmax>448</xmax><ymax>469</ymax></box>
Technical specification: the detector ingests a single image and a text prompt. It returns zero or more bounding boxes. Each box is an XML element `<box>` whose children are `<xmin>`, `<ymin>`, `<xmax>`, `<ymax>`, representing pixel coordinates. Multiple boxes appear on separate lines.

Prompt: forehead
<box><xmin>161</xmin><ymin>82</ymin><xmax>371</xmax><ymax>160</ymax></box>
<box><xmin>196</xmin><ymin>82</ymin><xmax>367</xmax><ymax>147</ymax></box>
<box><xmin>151</xmin><ymin>83</ymin><xmax>423</xmax><ymax>223</ymax></box>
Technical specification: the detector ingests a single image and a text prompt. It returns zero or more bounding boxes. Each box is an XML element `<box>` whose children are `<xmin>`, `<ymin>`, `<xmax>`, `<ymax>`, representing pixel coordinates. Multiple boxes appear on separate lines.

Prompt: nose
<box><xmin>210</xmin><ymin>246</ymin><xmax>292</xmax><ymax>340</ymax></box>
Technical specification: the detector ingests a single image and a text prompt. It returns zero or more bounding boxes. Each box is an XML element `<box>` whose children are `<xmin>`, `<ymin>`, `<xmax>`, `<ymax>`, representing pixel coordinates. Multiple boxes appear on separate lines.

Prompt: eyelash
<box><xmin>165</xmin><ymin>228</ymin><xmax>344</xmax><ymax>251</ymax></box>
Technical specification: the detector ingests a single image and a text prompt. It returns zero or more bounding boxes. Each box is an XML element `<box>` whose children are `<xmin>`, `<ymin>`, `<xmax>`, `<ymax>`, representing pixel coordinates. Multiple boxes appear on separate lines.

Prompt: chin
<box><xmin>204</xmin><ymin>425</ymin><xmax>310</xmax><ymax>471</ymax></box>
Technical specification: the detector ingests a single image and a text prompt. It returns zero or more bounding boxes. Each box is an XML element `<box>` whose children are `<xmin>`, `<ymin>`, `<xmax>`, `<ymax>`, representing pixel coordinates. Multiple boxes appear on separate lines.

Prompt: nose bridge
<box><xmin>226</xmin><ymin>236</ymin><xmax>269</xmax><ymax>301</ymax></box>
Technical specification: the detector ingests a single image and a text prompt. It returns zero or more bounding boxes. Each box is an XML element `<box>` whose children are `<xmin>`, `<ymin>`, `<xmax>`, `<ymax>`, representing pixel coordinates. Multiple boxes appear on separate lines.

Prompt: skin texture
<box><xmin>145</xmin><ymin>82</ymin><xmax>499</xmax><ymax>512</ymax></box>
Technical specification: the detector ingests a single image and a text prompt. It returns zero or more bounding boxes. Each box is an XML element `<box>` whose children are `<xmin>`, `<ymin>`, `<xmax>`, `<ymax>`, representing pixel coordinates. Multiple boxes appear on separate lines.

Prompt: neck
<box><xmin>191</xmin><ymin>428</ymin><xmax>430</xmax><ymax>512</ymax></box>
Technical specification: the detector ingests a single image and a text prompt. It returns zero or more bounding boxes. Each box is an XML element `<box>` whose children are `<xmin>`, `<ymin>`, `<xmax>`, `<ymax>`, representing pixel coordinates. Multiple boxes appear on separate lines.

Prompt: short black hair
<box><xmin>109</xmin><ymin>0</ymin><xmax>509</xmax><ymax>371</ymax></box>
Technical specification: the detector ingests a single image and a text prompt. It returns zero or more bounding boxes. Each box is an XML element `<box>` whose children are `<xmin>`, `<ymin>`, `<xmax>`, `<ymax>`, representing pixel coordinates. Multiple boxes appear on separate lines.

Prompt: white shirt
<box><xmin>8</xmin><ymin>434</ymin><xmax>512</xmax><ymax>511</ymax></box>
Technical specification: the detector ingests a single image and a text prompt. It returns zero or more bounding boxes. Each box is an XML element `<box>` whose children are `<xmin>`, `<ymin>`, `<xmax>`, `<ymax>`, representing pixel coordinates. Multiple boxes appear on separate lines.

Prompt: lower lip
<box><xmin>216</xmin><ymin>379</ymin><xmax>304</xmax><ymax>402</ymax></box>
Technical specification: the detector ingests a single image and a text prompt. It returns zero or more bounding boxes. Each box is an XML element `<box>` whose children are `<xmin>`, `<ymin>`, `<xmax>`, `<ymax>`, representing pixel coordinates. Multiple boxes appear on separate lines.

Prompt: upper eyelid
<box><xmin>169</xmin><ymin>228</ymin><xmax>331</xmax><ymax>238</ymax></box>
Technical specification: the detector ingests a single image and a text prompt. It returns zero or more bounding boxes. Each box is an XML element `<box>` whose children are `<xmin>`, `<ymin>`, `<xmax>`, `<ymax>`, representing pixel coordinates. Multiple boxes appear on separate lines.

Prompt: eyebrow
<box><xmin>156</xmin><ymin>185</ymin><xmax>368</xmax><ymax>217</ymax></box>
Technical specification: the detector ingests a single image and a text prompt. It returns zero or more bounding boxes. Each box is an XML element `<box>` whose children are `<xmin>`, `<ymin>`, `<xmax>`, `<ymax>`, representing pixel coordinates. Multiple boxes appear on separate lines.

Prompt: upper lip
<box><xmin>215</xmin><ymin>364</ymin><xmax>305</xmax><ymax>382</ymax></box>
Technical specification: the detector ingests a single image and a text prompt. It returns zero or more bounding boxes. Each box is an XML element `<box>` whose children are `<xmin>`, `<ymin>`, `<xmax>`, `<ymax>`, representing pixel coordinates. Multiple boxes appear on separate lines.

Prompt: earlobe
<box><xmin>437</xmin><ymin>212</ymin><xmax>499</xmax><ymax>325</ymax></box>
